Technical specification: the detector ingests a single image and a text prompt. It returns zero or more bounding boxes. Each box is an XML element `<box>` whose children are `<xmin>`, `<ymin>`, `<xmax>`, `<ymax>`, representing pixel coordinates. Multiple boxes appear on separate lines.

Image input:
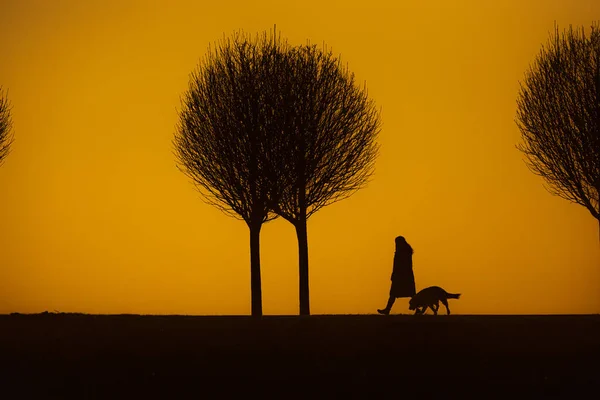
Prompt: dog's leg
<box><xmin>441</xmin><ymin>298</ymin><xmax>450</xmax><ymax>315</ymax></box>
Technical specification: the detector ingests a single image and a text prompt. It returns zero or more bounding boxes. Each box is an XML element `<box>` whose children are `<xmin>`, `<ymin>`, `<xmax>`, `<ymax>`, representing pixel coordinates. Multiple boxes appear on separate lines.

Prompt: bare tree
<box><xmin>174</xmin><ymin>29</ymin><xmax>291</xmax><ymax>317</ymax></box>
<box><xmin>271</xmin><ymin>44</ymin><xmax>381</xmax><ymax>315</ymax></box>
<box><xmin>0</xmin><ymin>87</ymin><xmax>13</xmax><ymax>165</ymax></box>
<box><xmin>516</xmin><ymin>23</ymin><xmax>600</xmax><ymax>238</ymax></box>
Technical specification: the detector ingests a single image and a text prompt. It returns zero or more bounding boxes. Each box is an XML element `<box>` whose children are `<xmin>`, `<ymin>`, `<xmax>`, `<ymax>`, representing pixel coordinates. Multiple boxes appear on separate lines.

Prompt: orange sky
<box><xmin>0</xmin><ymin>0</ymin><xmax>598</xmax><ymax>315</ymax></box>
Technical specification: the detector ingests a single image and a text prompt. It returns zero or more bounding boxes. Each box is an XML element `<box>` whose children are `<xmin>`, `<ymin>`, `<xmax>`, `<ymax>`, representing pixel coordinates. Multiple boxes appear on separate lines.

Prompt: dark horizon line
<box><xmin>2</xmin><ymin>311</ymin><xmax>599</xmax><ymax>317</ymax></box>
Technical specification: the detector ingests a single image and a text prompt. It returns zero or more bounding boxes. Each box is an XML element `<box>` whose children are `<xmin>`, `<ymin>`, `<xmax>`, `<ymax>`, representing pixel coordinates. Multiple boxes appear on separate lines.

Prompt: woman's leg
<box><xmin>377</xmin><ymin>296</ymin><xmax>395</xmax><ymax>315</ymax></box>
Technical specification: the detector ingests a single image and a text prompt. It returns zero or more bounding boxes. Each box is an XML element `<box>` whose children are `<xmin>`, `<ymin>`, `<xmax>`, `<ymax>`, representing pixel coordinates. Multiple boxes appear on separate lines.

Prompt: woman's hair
<box><xmin>395</xmin><ymin>236</ymin><xmax>414</xmax><ymax>255</ymax></box>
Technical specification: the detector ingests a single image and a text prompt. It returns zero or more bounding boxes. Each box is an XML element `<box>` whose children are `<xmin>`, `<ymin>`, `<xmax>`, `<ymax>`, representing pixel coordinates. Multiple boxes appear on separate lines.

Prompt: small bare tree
<box><xmin>174</xmin><ymin>29</ymin><xmax>291</xmax><ymax>317</ymax></box>
<box><xmin>516</xmin><ymin>23</ymin><xmax>600</xmax><ymax>238</ymax></box>
<box><xmin>271</xmin><ymin>44</ymin><xmax>381</xmax><ymax>315</ymax></box>
<box><xmin>0</xmin><ymin>87</ymin><xmax>13</xmax><ymax>165</ymax></box>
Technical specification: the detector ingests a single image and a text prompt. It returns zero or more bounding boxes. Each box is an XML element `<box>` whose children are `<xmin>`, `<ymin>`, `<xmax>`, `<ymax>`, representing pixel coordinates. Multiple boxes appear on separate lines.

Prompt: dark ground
<box><xmin>1</xmin><ymin>313</ymin><xmax>599</xmax><ymax>399</ymax></box>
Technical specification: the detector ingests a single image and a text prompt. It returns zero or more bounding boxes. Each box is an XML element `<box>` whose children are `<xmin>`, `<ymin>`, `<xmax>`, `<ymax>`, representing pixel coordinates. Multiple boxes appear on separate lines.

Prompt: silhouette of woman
<box><xmin>377</xmin><ymin>236</ymin><xmax>416</xmax><ymax>315</ymax></box>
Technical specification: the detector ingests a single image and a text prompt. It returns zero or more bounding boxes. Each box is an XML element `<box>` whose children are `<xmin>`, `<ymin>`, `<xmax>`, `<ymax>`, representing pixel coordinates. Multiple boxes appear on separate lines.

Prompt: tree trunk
<box><xmin>249</xmin><ymin>222</ymin><xmax>263</xmax><ymax>317</ymax></box>
<box><xmin>294</xmin><ymin>123</ymin><xmax>310</xmax><ymax>315</ymax></box>
<box><xmin>295</xmin><ymin>217</ymin><xmax>310</xmax><ymax>316</ymax></box>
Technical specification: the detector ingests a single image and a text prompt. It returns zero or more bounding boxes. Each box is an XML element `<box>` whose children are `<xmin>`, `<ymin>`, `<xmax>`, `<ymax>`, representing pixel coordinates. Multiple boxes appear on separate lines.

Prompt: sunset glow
<box><xmin>0</xmin><ymin>0</ymin><xmax>598</xmax><ymax>315</ymax></box>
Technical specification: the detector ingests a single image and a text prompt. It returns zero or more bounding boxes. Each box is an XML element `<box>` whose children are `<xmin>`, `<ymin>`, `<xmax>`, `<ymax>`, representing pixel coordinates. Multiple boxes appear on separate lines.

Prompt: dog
<box><xmin>409</xmin><ymin>286</ymin><xmax>461</xmax><ymax>315</ymax></box>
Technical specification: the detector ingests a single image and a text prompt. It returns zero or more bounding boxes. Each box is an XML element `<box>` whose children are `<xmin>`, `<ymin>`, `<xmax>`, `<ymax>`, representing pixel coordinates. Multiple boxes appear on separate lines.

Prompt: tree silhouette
<box><xmin>174</xmin><ymin>29</ymin><xmax>291</xmax><ymax>317</ymax></box>
<box><xmin>271</xmin><ymin>44</ymin><xmax>381</xmax><ymax>315</ymax></box>
<box><xmin>516</xmin><ymin>23</ymin><xmax>600</xmax><ymax>237</ymax></box>
<box><xmin>0</xmin><ymin>87</ymin><xmax>13</xmax><ymax>165</ymax></box>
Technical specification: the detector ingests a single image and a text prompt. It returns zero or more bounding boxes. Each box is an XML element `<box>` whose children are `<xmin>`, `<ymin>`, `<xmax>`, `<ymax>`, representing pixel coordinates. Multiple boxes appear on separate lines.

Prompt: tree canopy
<box><xmin>516</xmin><ymin>23</ymin><xmax>600</xmax><ymax>230</ymax></box>
<box><xmin>0</xmin><ymin>87</ymin><xmax>13</xmax><ymax>165</ymax></box>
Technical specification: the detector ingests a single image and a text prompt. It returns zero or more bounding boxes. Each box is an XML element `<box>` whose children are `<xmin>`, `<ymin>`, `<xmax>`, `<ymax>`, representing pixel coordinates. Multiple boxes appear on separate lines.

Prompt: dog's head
<box><xmin>408</xmin><ymin>297</ymin><xmax>416</xmax><ymax>310</ymax></box>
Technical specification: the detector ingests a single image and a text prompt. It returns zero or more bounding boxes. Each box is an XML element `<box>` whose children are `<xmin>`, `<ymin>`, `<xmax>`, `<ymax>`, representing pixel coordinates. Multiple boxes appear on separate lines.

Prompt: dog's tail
<box><xmin>446</xmin><ymin>292</ymin><xmax>461</xmax><ymax>299</ymax></box>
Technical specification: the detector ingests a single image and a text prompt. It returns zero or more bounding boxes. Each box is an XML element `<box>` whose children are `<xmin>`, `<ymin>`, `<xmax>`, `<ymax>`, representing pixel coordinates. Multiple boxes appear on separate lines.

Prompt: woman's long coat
<box><xmin>389</xmin><ymin>249</ymin><xmax>416</xmax><ymax>298</ymax></box>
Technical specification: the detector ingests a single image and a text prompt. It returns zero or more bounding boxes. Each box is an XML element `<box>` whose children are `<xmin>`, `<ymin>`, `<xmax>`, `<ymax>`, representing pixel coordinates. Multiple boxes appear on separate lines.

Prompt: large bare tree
<box><xmin>271</xmin><ymin>44</ymin><xmax>381</xmax><ymax>315</ymax></box>
<box><xmin>0</xmin><ymin>87</ymin><xmax>13</xmax><ymax>165</ymax></box>
<box><xmin>174</xmin><ymin>29</ymin><xmax>291</xmax><ymax>317</ymax></box>
<box><xmin>516</xmin><ymin>23</ymin><xmax>600</xmax><ymax>237</ymax></box>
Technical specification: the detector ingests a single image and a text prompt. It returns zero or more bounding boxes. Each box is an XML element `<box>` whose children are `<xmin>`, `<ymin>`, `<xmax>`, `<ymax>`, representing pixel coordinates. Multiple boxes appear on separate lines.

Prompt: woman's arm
<box><xmin>391</xmin><ymin>253</ymin><xmax>399</xmax><ymax>280</ymax></box>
